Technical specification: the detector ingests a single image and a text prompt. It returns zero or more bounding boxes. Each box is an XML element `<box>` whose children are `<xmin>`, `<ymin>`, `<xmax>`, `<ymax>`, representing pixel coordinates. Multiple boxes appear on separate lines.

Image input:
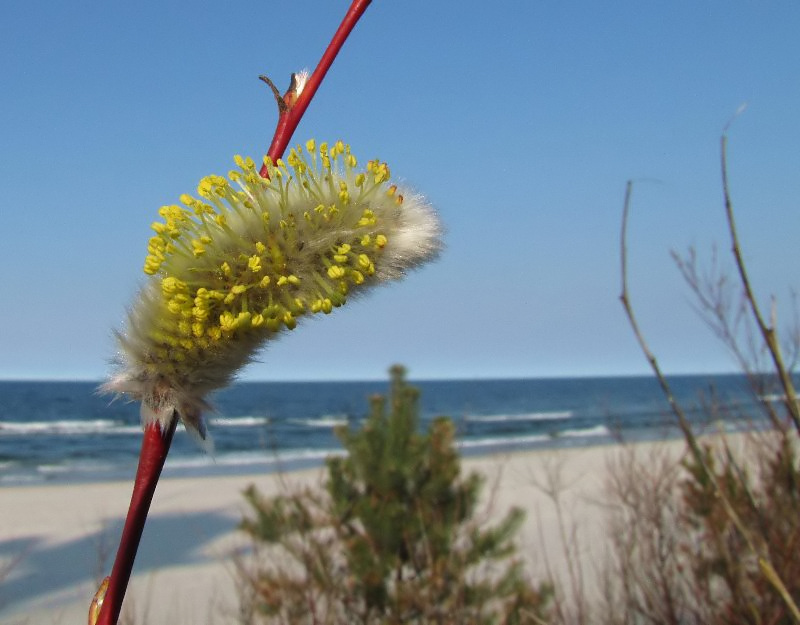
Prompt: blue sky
<box><xmin>1</xmin><ymin>1</ymin><xmax>799</xmax><ymax>381</ymax></box>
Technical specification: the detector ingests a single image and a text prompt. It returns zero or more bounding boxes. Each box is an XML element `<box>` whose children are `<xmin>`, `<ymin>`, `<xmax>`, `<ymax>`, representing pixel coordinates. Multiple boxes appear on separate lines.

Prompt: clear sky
<box><xmin>1</xmin><ymin>1</ymin><xmax>799</xmax><ymax>381</ymax></box>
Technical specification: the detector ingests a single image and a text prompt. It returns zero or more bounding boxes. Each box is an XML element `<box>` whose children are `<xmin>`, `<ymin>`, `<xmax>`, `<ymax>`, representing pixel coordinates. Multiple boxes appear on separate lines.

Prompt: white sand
<box><xmin>0</xmin><ymin>439</ymin><xmax>693</xmax><ymax>624</ymax></box>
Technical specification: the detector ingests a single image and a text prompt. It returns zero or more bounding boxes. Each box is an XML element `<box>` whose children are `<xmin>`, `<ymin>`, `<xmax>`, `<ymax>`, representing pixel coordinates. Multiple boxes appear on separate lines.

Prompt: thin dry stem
<box><xmin>720</xmin><ymin>134</ymin><xmax>800</xmax><ymax>434</ymax></box>
<box><xmin>620</xmin><ymin>168</ymin><xmax>800</xmax><ymax>622</ymax></box>
<box><xmin>529</xmin><ymin>455</ymin><xmax>588</xmax><ymax>625</ymax></box>
<box><xmin>619</xmin><ymin>181</ymin><xmax>704</xmax><ymax>462</ymax></box>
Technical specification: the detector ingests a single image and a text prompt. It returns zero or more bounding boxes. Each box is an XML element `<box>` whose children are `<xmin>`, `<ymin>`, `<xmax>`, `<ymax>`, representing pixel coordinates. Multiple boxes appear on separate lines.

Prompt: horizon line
<box><xmin>0</xmin><ymin>370</ymin><xmax>748</xmax><ymax>384</ymax></box>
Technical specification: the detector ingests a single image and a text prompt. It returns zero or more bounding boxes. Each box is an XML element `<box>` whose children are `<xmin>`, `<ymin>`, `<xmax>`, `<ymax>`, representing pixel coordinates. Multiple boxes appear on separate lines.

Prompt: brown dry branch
<box><xmin>617</xmin><ymin>129</ymin><xmax>800</xmax><ymax>623</ymax></box>
<box><xmin>603</xmin><ymin>443</ymin><xmax>703</xmax><ymax>625</ymax></box>
<box><xmin>719</xmin><ymin>134</ymin><xmax>800</xmax><ymax>434</ymax></box>
<box><xmin>528</xmin><ymin>454</ymin><xmax>589</xmax><ymax>625</ymax></box>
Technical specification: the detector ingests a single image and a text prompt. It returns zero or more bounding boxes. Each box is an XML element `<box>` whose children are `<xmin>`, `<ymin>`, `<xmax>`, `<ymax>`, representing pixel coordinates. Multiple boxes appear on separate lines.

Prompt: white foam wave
<box><xmin>0</xmin><ymin>416</ymin><xmax>270</xmax><ymax>437</ymax></box>
<box><xmin>210</xmin><ymin>416</ymin><xmax>270</xmax><ymax>427</ymax></box>
<box><xmin>458</xmin><ymin>426</ymin><xmax>611</xmax><ymax>450</ymax></box>
<box><xmin>116</xmin><ymin>425</ymin><xmax>146</xmax><ymax>434</ymax></box>
<box><xmin>0</xmin><ymin>419</ymin><xmax>135</xmax><ymax>436</ymax></box>
<box><xmin>165</xmin><ymin>448</ymin><xmax>344</xmax><ymax>470</ymax></box>
<box><xmin>35</xmin><ymin>459</ymin><xmax>118</xmax><ymax>476</ymax></box>
<box><xmin>466</xmin><ymin>411</ymin><xmax>572</xmax><ymax>423</ymax></box>
<box><xmin>458</xmin><ymin>434</ymin><xmax>551</xmax><ymax>449</ymax></box>
<box><xmin>560</xmin><ymin>425</ymin><xmax>611</xmax><ymax>438</ymax></box>
<box><xmin>36</xmin><ymin>464</ymin><xmax>70</xmax><ymax>474</ymax></box>
<box><xmin>288</xmin><ymin>415</ymin><xmax>348</xmax><ymax>428</ymax></box>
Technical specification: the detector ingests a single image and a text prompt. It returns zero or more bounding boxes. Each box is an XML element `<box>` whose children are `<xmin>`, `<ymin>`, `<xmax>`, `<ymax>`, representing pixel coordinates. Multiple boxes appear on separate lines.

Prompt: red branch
<box><xmin>261</xmin><ymin>0</ymin><xmax>373</xmax><ymax>173</ymax></box>
<box><xmin>96</xmin><ymin>418</ymin><xmax>178</xmax><ymax>625</ymax></box>
<box><xmin>92</xmin><ymin>2</ymin><xmax>372</xmax><ymax>623</ymax></box>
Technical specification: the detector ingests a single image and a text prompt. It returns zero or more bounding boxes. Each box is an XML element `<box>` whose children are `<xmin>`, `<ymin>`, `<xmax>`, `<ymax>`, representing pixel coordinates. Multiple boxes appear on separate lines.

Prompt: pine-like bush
<box><xmin>238</xmin><ymin>365</ymin><xmax>552</xmax><ymax>624</ymax></box>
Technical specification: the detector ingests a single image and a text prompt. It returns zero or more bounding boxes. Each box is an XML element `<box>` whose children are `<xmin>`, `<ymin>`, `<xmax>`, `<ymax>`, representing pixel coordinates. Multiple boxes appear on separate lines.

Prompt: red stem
<box><xmin>94</xmin><ymin>3</ymin><xmax>372</xmax><ymax>622</ymax></box>
<box><xmin>96</xmin><ymin>417</ymin><xmax>178</xmax><ymax>625</ymax></box>
<box><xmin>260</xmin><ymin>0</ymin><xmax>372</xmax><ymax>173</ymax></box>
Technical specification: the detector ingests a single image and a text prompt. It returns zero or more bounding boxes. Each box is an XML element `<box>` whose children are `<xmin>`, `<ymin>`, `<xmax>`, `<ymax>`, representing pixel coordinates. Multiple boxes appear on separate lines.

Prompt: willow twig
<box><xmin>92</xmin><ymin>3</ymin><xmax>373</xmax><ymax>623</ymax></box>
<box><xmin>260</xmin><ymin>0</ymin><xmax>372</xmax><ymax>173</ymax></box>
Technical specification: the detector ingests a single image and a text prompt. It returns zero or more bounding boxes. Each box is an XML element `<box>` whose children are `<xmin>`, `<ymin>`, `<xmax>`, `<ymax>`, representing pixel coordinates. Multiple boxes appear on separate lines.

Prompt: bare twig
<box><xmin>619</xmin><ymin>181</ymin><xmax>704</xmax><ymax>462</ymax></box>
<box><xmin>260</xmin><ymin>0</ymin><xmax>372</xmax><ymax>173</ymax></box>
<box><xmin>529</xmin><ymin>455</ymin><xmax>587</xmax><ymax>625</ymax></box>
<box><xmin>720</xmin><ymin>134</ymin><xmax>800</xmax><ymax>434</ymax></box>
<box><xmin>619</xmin><ymin>177</ymin><xmax>800</xmax><ymax>623</ymax></box>
<box><xmin>671</xmin><ymin>247</ymin><xmax>786</xmax><ymax>429</ymax></box>
<box><xmin>259</xmin><ymin>75</ymin><xmax>288</xmax><ymax>114</ymax></box>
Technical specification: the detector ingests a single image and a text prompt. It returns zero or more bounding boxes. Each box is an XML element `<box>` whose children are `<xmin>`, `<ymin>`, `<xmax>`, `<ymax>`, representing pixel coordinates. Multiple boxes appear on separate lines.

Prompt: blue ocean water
<box><xmin>0</xmin><ymin>375</ymin><xmax>780</xmax><ymax>486</ymax></box>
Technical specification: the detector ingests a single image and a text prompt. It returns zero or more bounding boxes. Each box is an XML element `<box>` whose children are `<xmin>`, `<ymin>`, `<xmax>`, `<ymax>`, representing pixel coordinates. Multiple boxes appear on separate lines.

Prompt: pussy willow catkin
<box><xmin>104</xmin><ymin>140</ymin><xmax>441</xmax><ymax>438</ymax></box>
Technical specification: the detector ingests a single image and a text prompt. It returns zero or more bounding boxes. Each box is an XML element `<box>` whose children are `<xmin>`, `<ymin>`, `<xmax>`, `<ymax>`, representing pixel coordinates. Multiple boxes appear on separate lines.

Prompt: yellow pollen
<box><xmin>127</xmin><ymin>141</ymin><xmax>435</xmax><ymax>398</ymax></box>
<box><xmin>327</xmin><ymin>265</ymin><xmax>345</xmax><ymax>279</ymax></box>
<box><xmin>248</xmin><ymin>255</ymin><xmax>262</xmax><ymax>272</ymax></box>
<box><xmin>219</xmin><ymin>312</ymin><xmax>237</xmax><ymax>332</ymax></box>
<box><xmin>191</xmin><ymin>240</ymin><xmax>205</xmax><ymax>257</ymax></box>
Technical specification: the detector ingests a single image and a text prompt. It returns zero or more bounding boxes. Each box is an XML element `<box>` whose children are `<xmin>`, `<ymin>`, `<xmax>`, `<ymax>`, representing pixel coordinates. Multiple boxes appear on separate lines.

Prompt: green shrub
<box><xmin>238</xmin><ymin>365</ymin><xmax>552</xmax><ymax>624</ymax></box>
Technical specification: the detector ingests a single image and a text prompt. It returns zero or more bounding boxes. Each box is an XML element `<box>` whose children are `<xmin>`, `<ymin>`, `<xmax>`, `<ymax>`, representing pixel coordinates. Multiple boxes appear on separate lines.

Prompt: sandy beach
<box><xmin>0</xmin><ymin>438</ymin><xmax>693</xmax><ymax>624</ymax></box>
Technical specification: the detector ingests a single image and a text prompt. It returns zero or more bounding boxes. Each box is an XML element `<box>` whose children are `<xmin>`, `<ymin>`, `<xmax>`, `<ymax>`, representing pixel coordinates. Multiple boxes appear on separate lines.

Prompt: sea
<box><xmin>0</xmin><ymin>374</ymin><xmax>783</xmax><ymax>486</ymax></box>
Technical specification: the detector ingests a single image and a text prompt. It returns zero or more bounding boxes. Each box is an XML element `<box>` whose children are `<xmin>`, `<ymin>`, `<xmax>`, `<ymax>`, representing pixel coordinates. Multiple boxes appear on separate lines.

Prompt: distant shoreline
<box><xmin>0</xmin><ymin>421</ymin><xmax>710</xmax><ymax>489</ymax></box>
